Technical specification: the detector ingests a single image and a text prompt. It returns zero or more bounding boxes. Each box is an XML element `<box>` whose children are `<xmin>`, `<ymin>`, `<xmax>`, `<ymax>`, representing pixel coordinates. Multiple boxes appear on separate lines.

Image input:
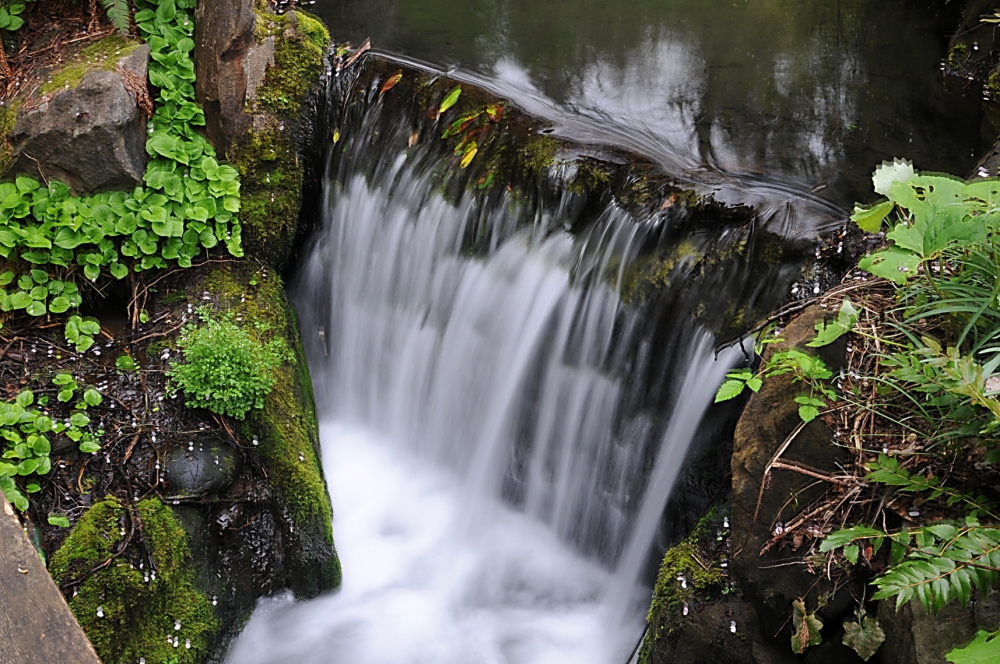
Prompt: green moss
<box><xmin>520</xmin><ymin>135</ymin><xmax>560</xmax><ymax>173</ymax></box>
<box><xmin>201</xmin><ymin>266</ymin><xmax>336</xmax><ymax>558</ymax></box>
<box><xmin>0</xmin><ymin>98</ymin><xmax>22</xmax><ymax>174</ymax></box>
<box><xmin>948</xmin><ymin>41</ymin><xmax>969</xmax><ymax>70</ymax></box>
<box><xmin>253</xmin><ymin>9</ymin><xmax>329</xmax><ymax>116</ymax></box>
<box><xmin>231</xmin><ymin>123</ymin><xmax>304</xmax><ymax>268</ymax></box>
<box><xmin>38</xmin><ymin>34</ymin><xmax>139</xmax><ymax>97</ymax></box>
<box><xmin>988</xmin><ymin>65</ymin><xmax>1000</xmax><ymax>98</ymax></box>
<box><xmin>639</xmin><ymin>507</ymin><xmax>729</xmax><ymax>664</ymax></box>
<box><xmin>50</xmin><ymin>497</ymin><xmax>217</xmax><ymax>664</ymax></box>
<box><xmin>620</xmin><ymin>239</ymin><xmax>704</xmax><ymax>304</ymax></box>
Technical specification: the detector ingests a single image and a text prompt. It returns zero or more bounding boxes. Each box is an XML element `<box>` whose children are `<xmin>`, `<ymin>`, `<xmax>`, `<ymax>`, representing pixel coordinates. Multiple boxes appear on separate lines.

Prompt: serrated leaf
<box><xmin>873</xmin><ymin>158</ymin><xmax>916</xmax><ymax>196</ymax></box>
<box><xmin>843</xmin><ymin>616</ymin><xmax>885</xmax><ymax>661</ymax></box>
<box><xmin>715</xmin><ymin>379</ymin><xmax>746</xmax><ymax>402</ymax></box>
<box><xmin>798</xmin><ymin>404</ymin><xmax>819</xmax><ymax>423</ymax></box>
<box><xmin>791</xmin><ymin>598</ymin><xmax>823</xmax><ymax>654</ymax></box>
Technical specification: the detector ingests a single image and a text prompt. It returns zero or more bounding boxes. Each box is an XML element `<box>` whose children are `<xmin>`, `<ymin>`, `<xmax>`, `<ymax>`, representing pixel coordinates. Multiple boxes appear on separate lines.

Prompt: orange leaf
<box><xmin>380</xmin><ymin>72</ymin><xmax>403</xmax><ymax>96</ymax></box>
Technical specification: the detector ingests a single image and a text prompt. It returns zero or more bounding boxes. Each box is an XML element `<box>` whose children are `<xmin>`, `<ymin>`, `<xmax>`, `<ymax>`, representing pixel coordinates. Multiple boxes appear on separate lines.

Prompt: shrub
<box><xmin>167</xmin><ymin>312</ymin><xmax>289</xmax><ymax>419</ymax></box>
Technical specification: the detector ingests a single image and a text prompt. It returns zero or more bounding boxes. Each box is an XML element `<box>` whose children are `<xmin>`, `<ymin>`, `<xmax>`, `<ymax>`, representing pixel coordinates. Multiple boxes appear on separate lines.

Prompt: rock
<box><xmin>7</xmin><ymin>46</ymin><xmax>150</xmax><ymax>194</ymax></box>
<box><xmin>194</xmin><ymin>0</ymin><xmax>255</xmax><ymax>151</ymax></box>
<box><xmin>877</xmin><ymin>590</ymin><xmax>1000</xmax><ymax>664</ymax></box>
<box><xmin>730</xmin><ymin>305</ymin><xmax>853</xmax><ymax>640</ymax></box>
<box><xmin>163</xmin><ymin>438</ymin><xmax>241</xmax><ymax>496</ymax></box>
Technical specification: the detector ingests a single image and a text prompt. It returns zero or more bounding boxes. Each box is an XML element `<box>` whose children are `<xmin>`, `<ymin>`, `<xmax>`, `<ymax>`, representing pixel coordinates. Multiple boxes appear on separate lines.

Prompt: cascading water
<box><xmin>226</xmin><ymin>59</ymin><xmax>802</xmax><ymax>663</ymax></box>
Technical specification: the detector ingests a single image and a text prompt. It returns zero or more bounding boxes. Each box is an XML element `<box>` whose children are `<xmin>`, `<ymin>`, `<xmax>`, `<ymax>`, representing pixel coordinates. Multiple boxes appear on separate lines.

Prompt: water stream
<box><xmin>226</xmin><ymin>2</ymin><xmax>989</xmax><ymax>661</ymax></box>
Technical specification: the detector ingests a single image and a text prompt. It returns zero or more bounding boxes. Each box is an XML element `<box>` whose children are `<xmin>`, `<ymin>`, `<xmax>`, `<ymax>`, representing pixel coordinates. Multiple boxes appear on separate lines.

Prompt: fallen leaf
<box><xmin>439</xmin><ymin>85</ymin><xmax>462</xmax><ymax>115</ymax></box>
<box><xmin>408</xmin><ymin>131</ymin><xmax>419</xmax><ymax>147</ymax></box>
<box><xmin>380</xmin><ymin>71</ymin><xmax>403</xmax><ymax>96</ymax></box>
<box><xmin>485</xmin><ymin>103</ymin><xmax>504</xmax><ymax>122</ymax></box>
<box><xmin>460</xmin><ymin>144</ymin><xmax>478</xmax><ymax>168</ymax></box>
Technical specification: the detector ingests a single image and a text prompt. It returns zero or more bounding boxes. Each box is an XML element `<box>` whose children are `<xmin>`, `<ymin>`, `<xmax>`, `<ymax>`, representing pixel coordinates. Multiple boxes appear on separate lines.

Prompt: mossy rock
<box><xmin>50</xmin><ymin>497</ymin><xmax>217</xmax><ymax>664</ymax></box>
<box><xmin>0</xmin><ymin>98</ymin><xmax>22</xmax><ymax>174</ymax></box>
<box><xmin>231</xmin><ymin>7</ymin><xmax>330</xmax><ymax>269</ymax></box>
<box><xmin>199</xmin><ymin>262</ymin><xmax>340</xmax><ymax>594</ymax></box>
<box><xmin>38</xmin><ymin>34</ymin><xmax>140</xmax><ymax>98</ymax></box>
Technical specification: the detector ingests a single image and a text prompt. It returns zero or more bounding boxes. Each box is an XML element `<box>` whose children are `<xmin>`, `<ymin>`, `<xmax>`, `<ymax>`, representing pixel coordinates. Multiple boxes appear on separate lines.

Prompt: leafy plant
<box><xmin>0</xmin><ymin>0</ymin><xmax>28</xmax><ymax>33</ymax></box>
<box><xmin>100</xmin><ymin>0</ymin><xmax>131</xmax><ymax>36</ymax></box>
<box><xmin>842</xmin><ymin>607</ymin><xmax>885</xmax><ymax>661</ymax></box>
<box><xmin>167</xmin><ymin>311</ymin><xmax>289</xmax><ymax>419</ymax></box>
<box><xmin>0</xmin><ymin>0</ymin><xmax>242</xmax><ymax>348</ymax></box>
<box><xmin>948</xmin><ymin>629</ymin><xmax>1000</xmax><ymax>663</ymax></box>
<box><xmin>0</xmin><ymin>384</ymin><xmax>102</xmax><ymax>511</ymax></box>
<box><xmin>790</xmin><ymin>598</ymin><xmax>823</xmax><ymax>654</ymax></box>
<box><xmin>715</xmin><ymin>297</ymin><xmax>854</xmax><ymax>423</ymax></box>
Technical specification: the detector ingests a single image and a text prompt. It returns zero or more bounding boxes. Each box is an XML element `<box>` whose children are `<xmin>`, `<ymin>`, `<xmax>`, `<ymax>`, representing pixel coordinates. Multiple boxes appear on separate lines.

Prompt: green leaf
<box><xmin>858</xmin><ymin>247</ymin><xmax>921</xmax><ymax>285</ymax></box>
<box><xmin>79</xmin><ymin>440</ymin><xmax>101</xmax><ymax>454</ymax></box>
<box><xmin>843</xmin><ymin>544</ymin><xmax>859</xmax><ymax>565</ymax></box>
<box><xmin>948</xmin><ymin>629</ymin><xmax>1000</xmax><ymax>664</ymax></box>
<box><xmin>439</xmin><ymin>86</ymin><xmax>462</xmax><ymax>114</ymax></box>
<box><xmin>15</xmin><ymin>390</ymin><xmax>33</xmax><ymax>408</ymax></box>
<box><xmin>115</xmin><ymin>355</ymin><xmax>136</xmax><ymax>371</ymax></box>
<box><xmin>48</xmin><ymin>296</ymin><xmax>70</xmax><ymax>313</ymax></box>
<box><xmin>69</xmin><ymin>413</ymin><xmax>90</xmax><ymax>428</ymax></box>
<box><xmin>843</xmin><ymin>615</ymin><xmax>886</xmax><ymax>661</ymax></box>
<box><xmin>48</xmin><ymin>514</ymin><xmax>70</xmax><ymax>528</ymax></box>
<box><xmin>851</xmin><ymin>200</ymin><xmax>894</xmax><ymax>233</ymax></box>
<box><xmin>798</xmin><ymin>404</ymin><xmax>819</xmax><ymax>423</ymax></box>
<box><xmin>715</xmin><ymin>379</ymin><xmax>746</xmax><ymax>402</ymax></box>
<box><xmin>83</xmin><ymin>388</ymin><xmax>103</xmax><ymax>407</ymax></box>
<box><xmin>25</xmin><ymin>300</ymin><xmax>46</xmax><ymax>316</ymax></box>
<box><xmin>873</xmin><ymin>158</ymin><xmax>915</xmax><ymax>196</ymax></box>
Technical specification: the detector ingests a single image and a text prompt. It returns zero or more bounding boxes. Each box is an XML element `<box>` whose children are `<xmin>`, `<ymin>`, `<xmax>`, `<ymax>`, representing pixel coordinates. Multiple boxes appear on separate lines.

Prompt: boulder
<box><xmin>163</xmin><ymin>438</ymin><xmax>242</xmax><ymax>497</ymax></box>
<box><xmin>194</xmin><ymin>0</ymin><xmax>255</xmax><ymax>151</ymax></box>
<box><xmin>730</xmin><ymin>305</ymin><xmax>853</xmax><ymax>639</ymax></box>
<box><xmin>8</xmin><ymin>45</ymin><xmax>150</xmax><ymax>194</ymax></box>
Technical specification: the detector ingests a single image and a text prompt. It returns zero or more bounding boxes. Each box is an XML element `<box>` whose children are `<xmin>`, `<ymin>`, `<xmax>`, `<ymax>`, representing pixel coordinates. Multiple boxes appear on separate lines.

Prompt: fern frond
<box><xmin>100</xmin><ymin>0</ymin><xmax>131</xmax><ymax>37</ymax></box>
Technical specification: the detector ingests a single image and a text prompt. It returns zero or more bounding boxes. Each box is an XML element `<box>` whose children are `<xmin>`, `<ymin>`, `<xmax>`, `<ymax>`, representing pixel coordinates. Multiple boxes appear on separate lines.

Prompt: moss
<box><xmin>948</xmin><ymin>41</ymin><xmax>969</xmax><ymax>70</ymax></box>
<box><xmin>253</xmin><ymin>9</ymin><xmax>329</xmax><ymax>117</ymax></box>
<box><xmin>38</xmin><ymin>34</ymin><xmax>139</xmax><ymax>97</ymax></box>
<box><xmin>50</xmin><ymin>497</ymin><xmax>217</xmax><ymax>664</ymax></box>
<box><xmin>520</xmin><ymin>135</ymin><xmax>560</xmax><ymax>173</ymax></box>
<box><xmin>0</xmin><ymin>98</ymin><xmax>22</xmax><ymax>174</ymax></box>
<box><xmin>638</xmin><ymin>507</ymin><xmax>729</xmax><ymax>664</ymax></box>
<box><xmin>201</xmin><ymin>265</ymin><xmax>336</xmax><ymax>558</ymax></box>
<box><xmin>620</xmin><ymin>239</ymin><xmax>704</xmax><ymax>304</ymax></box>
<box><xmin>988</xmin><ymin>65</ymin><xmax>1000</xmax><ymax>98</ymax></box>
<box><xmin>231</xmin><ymin>122</ymin><xmax>304</xmax><ymax>268</ymax></box>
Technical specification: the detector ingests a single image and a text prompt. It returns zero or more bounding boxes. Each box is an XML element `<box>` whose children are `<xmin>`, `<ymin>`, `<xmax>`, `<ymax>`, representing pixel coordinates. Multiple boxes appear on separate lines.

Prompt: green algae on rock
<box><xmin>50</xmin><ymin>497</ymin><xmax>217</xmax><ymax>664</ymax></box>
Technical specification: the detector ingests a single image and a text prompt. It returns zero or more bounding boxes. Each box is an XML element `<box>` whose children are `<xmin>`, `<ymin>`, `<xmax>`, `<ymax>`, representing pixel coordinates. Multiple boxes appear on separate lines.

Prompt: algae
<box><xmin>38</xmin><ymin>34</ymin><xmax>140</xmax><ymax>97</ymax></box>
<box><xmin>50</xmin><ymin>497</ymin><xmax>217</xmax><ymax>664</ymax></box>
<box><xmin>253</xmin><ymin>9</ymin><xmax>329</xmax><ymax>117</ymax></box>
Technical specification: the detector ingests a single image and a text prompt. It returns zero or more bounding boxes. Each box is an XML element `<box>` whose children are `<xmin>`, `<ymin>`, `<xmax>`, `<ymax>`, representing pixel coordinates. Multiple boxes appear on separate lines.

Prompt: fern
<box><xmin>101</xmin><ymin>0</ymin><xmax>131</xmax><ymax>36</ymax></box>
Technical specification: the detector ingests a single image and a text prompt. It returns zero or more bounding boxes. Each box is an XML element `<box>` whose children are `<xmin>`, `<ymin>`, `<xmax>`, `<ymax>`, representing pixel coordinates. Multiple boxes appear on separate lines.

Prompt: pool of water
<box><xmin>310</xmin><ymin>0</ymin><xmax>988</xmax><ymax>208</ymax></box>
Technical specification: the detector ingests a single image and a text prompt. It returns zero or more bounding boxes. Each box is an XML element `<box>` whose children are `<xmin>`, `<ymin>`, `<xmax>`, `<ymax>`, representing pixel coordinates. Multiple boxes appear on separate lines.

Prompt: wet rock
<box><xmin>877</xmin><ymin>590</ymin><xmax>1000</xmax><ymax>664</ymax></box>
<box><xmin>7</xmin><ymin>46</ymin><xmax>150</xmax><ymax>194</ymax></box>
<box><xmin>194</xmin><ymin>0</ymin><xmax>255</xmax><ymax>150</ymax></box>
<box><xmin>730</xmin><ymin>305</ymin><xmax>852</xmax><ymax>640</ymax></box>
<box><xmin>163</xmin><ymin>439</ymin><xmax>241</xmax><ymax>497</ymax></box>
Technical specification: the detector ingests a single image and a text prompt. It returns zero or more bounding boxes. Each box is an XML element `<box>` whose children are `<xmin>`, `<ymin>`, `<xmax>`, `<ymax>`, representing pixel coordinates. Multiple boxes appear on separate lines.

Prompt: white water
<box><xmin>227</xmin><ymin>127</ymin><xmax>743</xmax><ymax>662</ymax></box>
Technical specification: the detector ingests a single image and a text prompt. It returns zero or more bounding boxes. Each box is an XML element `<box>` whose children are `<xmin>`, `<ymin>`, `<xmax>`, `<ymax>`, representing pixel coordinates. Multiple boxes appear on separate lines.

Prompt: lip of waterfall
<box><xmin>348</xmin><ymin>50</ymin><xmax>847</xmax><ymax>241</ymax></box>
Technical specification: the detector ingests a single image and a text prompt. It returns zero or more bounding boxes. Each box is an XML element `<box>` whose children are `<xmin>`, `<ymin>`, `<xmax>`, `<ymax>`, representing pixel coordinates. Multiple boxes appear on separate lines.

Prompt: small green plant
<box><xmin>715</xmin><ymin>297</ymin><xmax>855</xmax><ymax>423</ymax></box>
<box><xmin>0</xmin><ymin>1</ymin><xmax>28</xmax><ymax>33</ymax></box>
<box><xmin>0</xmin><ymin>384</ymin><xmax>102</xmax><ymax>511</ymax></box>
<box><xmin>167</xmin><ymin>311</ymin><xmax>289</xmax><ymax>419</ymax></box>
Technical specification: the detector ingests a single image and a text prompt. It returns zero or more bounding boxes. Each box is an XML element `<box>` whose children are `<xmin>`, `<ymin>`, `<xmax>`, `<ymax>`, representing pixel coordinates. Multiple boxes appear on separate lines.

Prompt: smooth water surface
<box><xmin>314</xmin><ymin>0</ymin><xmax>987</xmax><ymax>206</ymax></box>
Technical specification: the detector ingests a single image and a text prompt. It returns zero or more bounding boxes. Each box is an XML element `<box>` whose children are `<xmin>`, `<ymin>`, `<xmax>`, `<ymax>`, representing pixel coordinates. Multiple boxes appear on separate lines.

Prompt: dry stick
<box><xmin>769</xmin><ymin>460</ymin><xmax>850</xmax><ymax>486</ymax></box>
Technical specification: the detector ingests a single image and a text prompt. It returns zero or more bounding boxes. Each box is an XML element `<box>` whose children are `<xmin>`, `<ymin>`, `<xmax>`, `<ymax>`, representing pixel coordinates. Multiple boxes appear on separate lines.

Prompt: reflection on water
<box><xmin>313</xmin><ymin>0</ymin><xmax>987</xmax><ymax>207</ymax></box>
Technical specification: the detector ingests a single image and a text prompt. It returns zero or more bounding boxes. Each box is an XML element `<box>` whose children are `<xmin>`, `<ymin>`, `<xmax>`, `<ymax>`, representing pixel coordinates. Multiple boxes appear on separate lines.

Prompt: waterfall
<box><xmin>225</xmin><ymin>65</ymin><xmax>777</xmax><ymax>664</ymax></box>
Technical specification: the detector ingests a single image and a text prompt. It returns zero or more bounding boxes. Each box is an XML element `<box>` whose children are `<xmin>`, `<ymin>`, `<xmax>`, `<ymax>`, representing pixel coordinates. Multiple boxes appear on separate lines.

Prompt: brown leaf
<box><xmin>380</xmin><ymin>71</ymin><xmax>403</xmax><ymax>96</ymax></box>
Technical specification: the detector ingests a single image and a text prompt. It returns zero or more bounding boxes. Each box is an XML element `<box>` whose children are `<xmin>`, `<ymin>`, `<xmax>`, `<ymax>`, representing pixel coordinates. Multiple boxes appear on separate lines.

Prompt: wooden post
<box><xmin>0</xmin><ymin>493</ymin><xmax>101</xmax><ymax>664</ymax></box>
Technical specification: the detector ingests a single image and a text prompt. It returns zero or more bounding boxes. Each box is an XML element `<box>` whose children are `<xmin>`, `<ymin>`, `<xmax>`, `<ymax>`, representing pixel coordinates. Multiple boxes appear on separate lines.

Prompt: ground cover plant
<box><xmin>715</xmin><ymin>160</ymin><xmax>1000</xmax><ymax>661</ymax></box>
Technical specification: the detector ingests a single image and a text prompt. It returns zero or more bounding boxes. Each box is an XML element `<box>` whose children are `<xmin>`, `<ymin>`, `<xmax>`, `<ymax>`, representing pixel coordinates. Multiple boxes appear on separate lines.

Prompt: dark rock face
<box><xmin>8</xmin><ymin>46</ymin><xmax>150</xmax><ymax>194</ymax></box>
<box><xmin>163</xmin><ymin>439</ymin><xmax>242</xmax><ymax>497</ymax></box>
<box><xmin>194</xmin><ymin>0</ymin><xmax>255</xmax><ymax>151</ymax></box>
<box><xmin>877</xmin><ymin>590</ymin><xmax>1000</xmax><ymax>664</ymax></box>
<box><xmin>730</xmin><ymin>306</ymin><xmax>852</xmax><ymax>640</ymax></box>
